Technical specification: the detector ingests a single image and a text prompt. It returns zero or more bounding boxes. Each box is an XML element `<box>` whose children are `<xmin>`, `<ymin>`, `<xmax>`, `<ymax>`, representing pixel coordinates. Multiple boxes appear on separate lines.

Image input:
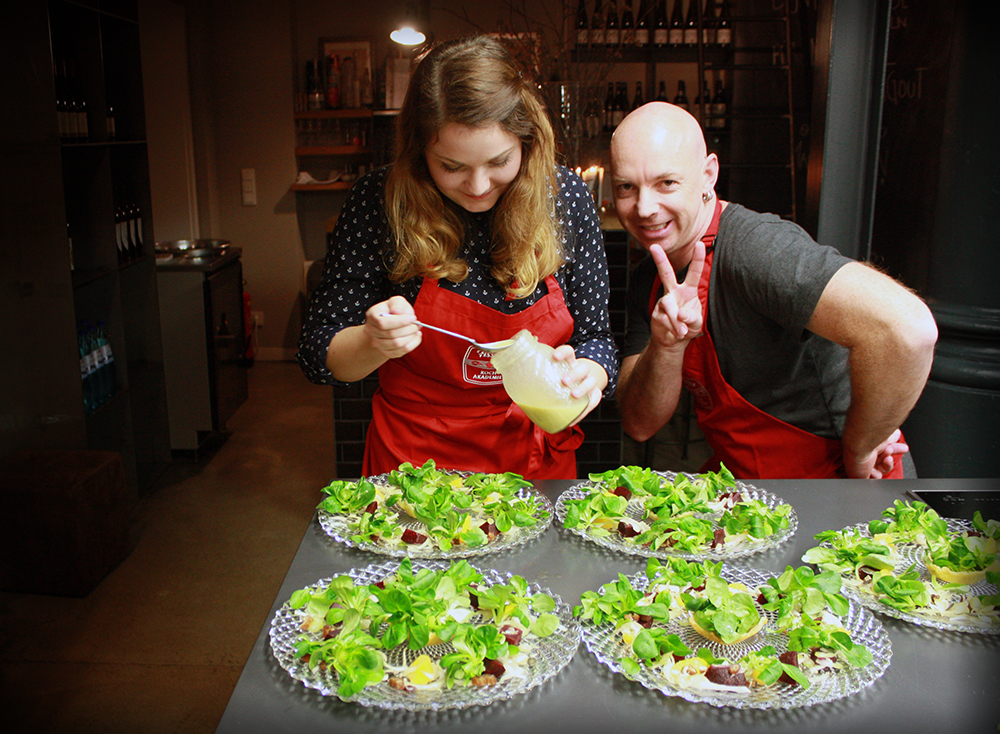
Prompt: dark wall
<box><xmin>870</xmin><ymin>0</ymin><xmax>1000</xmax><ymax>477</ymax></box>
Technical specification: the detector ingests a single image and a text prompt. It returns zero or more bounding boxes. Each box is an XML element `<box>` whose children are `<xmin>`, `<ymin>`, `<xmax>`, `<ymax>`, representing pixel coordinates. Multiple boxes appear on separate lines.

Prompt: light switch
<box><xmin>241</xmin><ymin>168</ymin><xmax>257</xmax><ymax>206</ymax></box>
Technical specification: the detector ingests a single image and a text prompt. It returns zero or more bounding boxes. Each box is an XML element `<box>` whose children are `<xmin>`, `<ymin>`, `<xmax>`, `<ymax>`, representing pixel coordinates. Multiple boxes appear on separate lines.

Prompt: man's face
<box><xmin>610</xmin><ymin>108</ymin><xmax>716</xmax><ymax>268</ymax></box>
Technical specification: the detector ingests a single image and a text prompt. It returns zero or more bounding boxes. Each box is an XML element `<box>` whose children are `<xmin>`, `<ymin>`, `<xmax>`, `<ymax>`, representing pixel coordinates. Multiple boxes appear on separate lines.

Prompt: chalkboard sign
<box><xmin>870</xmin><ymin>1</ymin><xmax>956</xmax><ymax>297</ymax></box>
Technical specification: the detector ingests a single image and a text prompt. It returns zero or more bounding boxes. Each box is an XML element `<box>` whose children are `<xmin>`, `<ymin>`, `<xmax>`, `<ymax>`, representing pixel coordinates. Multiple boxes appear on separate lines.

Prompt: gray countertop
<box><xmin>216</xmin><ymin>477</ymin><xmax>1000</xmax><ymax>734</ymax></box>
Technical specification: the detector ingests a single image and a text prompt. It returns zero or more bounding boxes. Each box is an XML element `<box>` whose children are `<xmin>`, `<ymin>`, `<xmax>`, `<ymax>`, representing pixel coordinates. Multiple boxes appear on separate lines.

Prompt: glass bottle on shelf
<box><xmin>716</xmin><ymin>0</ymin><xmax>732</xmax><ymax>46</ymax></box>
<box><xmin>576</xmin><ymin>0</ymin><xmax>590</xmax><ymax>48</ymax></box>
<box><xmin>712</xmin><ymin>77</ymin><xmax>728</xmax><ymax>129</ymax></box>
<box><xmin>684</xmin><ymin>0</ymin><xmax>699</xmax><ymax>47</ymax></box>
<box><xmin>673</xmin><ymin>79</ymin><xmax>690</xmax><ymax>112</ymax></box>
<box><xmin>632</xmin><ymin>81</ymin><xmax>644</xmax><ymax>111</ymax></box>
<box><xmin>656</xmin><ymin>80</ymin><xmax>668</xmax><ymax>102</ymax></box>
<box><xmin>96</xmin><ymin>321</ymin><xmax>116</xmax><ymax>404</ymax></box>
<box><xmin>325</xmin><ymin>54</ymin><xmax>341</xmax><ymax>109</ymax></box>
<box><xmin>605</xmin><ymin>0</ymin><xmax>620</xmax><ymax>47</ymax></box>
<box><xmin>490</xmin><ymin>330</ymin><xmax>588</xmax><ymax>434</ymax></box>
<box><xmin>635</xmin><ymin>0</ymin><xmax>650</xmax><ymax>46</ymax></box>
<box><xmin>591</xmin><ymin>0</ymin><xmax>606</xmax><ymax>47</ymax></box>
<box><xmin>669</xmin><ymin>0</ymin><xmax>684</xmax><ymax>47</ymax></box>
<box><xmin>654</xmin><ymin>0</ymin><xmax>668</xmax><ymax>48</ymax></box>
<box><xmin>305</xmin><ymin>59</ymin><xmax>325</xmax><ymax>111</ymax></box>
<box><xmin>702</xmin><ymin>0</ymin><xmax>717</xmax><ymax>45</ymax></box>
<box><xmin>621</xmin><ymin>0</ymin><xmax>635</xmax><ymax>46</ymax></box>
<box><xmin>613</xmin><ymin>82</ymin><xmax>629</xmax><ymax>127</ymax></box>
<box><xmin>603</xmin><ymin>81</ymin><xmax>615</xmax><ymax>132</ymax></box>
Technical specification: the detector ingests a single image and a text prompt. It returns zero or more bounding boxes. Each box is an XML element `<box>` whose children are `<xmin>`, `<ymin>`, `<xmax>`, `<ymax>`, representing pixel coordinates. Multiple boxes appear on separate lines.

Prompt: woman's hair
<box><xmin>384</xmin><ymin>35</ymin><xmax>562</xmax><ymax>298</ymax></box>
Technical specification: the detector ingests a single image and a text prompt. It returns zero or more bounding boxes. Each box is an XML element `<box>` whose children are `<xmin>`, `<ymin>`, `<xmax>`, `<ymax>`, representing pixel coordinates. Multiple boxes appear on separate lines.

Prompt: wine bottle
<box><xmin>603</xmin><ymin>81</ymin><xmax>615</xmax><ymax>132</ymax></box>
<box><xmin>591</xmin><ymin>0</ymin><xmax>606</xmax><ymax>47</ymax></box>
<box><xmin>656</xmin><ymin>80</ymin><xmax>668</xmax><ymax>102</ymax></box>
<box><xmin>621</xmin><ymin>0</ymin><xmax>635</xmax><ymax>45</ymax></box>
<box><xmin>673</xmin><ymin>79</ymin><xmax>690</xmax><ymax>112</ymax></box>
<box><xmin>106</xmin><ymin>104</ymin><xmax>116</xmax><ymax>142</ymax></box>
<box><xmin>635</xmin><ymin>0</ymin><xmax>650</xmax><ymax>46</ymax></box>
<box><xmin>702</xmin><ymin>0</ymin><xmax>716</xmax><ymax>46</ymax></box>
<box><xmin>605</xmin><ymin>0</ymin><xmax>620</xmax><ymax>47</ymax></box>
<box><xmin>668</xmin><ymin>0</ymin><xmax>684</xmax><ymax>47</ymax></box>
<box><xmin>653</xmin><ymin>0</ymin><xmax>668</xmax><ymax>48</ymax></box>
<box><xmin>695</xmin><ymin>77</ymin><xmax>711</xmax><ymax>126</ymax></box>
<box><xmin>632</xmin><ymin>81</ymin><xmax>644</xmax><ymax>110</ymax></box>
<box><xmin>55</xmin><ymin>60</ymin><xmax>70</xmax><ymax>143</ymax></box>
<box><xmin>306</xmin><ymin>59</ymin><xmax>325</xmax><ymax>111</ymax></box>
<box><xmin>613</xmin><ymin>82</ymin><xmax>628</xmax><ymax>126</ymax></box>
<box><xmin>712</xmin><ymin>78</ymin><xmax>728</xmax><ymax>129</ymax></box>
<box><xmin>576</xmin><ymin>0</ymin><xmax>590</xmax><ymax>48</ymax></box>
<box><xmin>325</xmin><ymin>54</ymin><xmax>341</xmax><ymax>109</ymax></box>
<box><xmin>684</xmin><ymin>0</ymin><xmax>699</xmax><ymax>47</ymax></box>
<box><xmin>715</xmin><ymin>0</ymin><xmax>732</xmax><ymax>46</ymax></box>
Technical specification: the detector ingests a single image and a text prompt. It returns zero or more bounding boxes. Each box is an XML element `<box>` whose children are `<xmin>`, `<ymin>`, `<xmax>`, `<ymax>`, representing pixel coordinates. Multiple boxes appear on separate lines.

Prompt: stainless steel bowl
<box><xmin>155</xmin><ymin>239</ymin><xmax>231</xmax><ymax>257</ymax></box>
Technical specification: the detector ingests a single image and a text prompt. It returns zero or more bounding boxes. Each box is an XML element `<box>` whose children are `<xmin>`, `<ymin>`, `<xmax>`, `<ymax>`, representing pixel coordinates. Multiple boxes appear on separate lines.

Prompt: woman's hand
<box><xmin>553</xmin><ymin>346</ymin><xmax>609</xmax><ymax>426</ymax></box>
<box><xmin>363</xmin><ymin>296</ymin><xmax>422</xmax><ymax>359</ymax></box>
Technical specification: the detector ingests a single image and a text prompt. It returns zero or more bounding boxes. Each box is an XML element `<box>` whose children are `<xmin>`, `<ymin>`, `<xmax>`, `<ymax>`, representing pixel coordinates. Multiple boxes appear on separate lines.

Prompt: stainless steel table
<box><xmin>216</xmin><ymin>478</ymin><xmax>1000</xmax><ymax>734</ymax></box>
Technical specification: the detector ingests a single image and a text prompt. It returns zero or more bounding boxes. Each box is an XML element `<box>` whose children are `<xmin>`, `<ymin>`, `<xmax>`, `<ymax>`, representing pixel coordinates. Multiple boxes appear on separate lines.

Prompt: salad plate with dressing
<box><xmin>316</xmin><ymin>460</ymin><xmax>553</xmax><ymax>558</ymax></box>
<box><xmin>575</xmin><ymin>558</ymin><xmax>890</xmax><ymax>709</ymax></box>
<box><xmin>268</xmin><ymin>558</ymin><xmax>581</xmax><ymax>710</ymax></box>
<box><xmin>555</xmin><ymin>465</ymin><xmax>796</xmax><ymax>561</ymax></box>
<box><xmin>802</xmin><ymin>500</ymin><xmax>1000</xmax><ymax>634</ymax></box>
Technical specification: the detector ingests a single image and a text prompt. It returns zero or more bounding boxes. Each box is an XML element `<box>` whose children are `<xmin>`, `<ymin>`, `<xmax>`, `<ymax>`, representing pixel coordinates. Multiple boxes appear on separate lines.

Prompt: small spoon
<box><xmin>412</xmin><ymin>320</ymin><xmax>512</xmax><ymax>352</ymax></box>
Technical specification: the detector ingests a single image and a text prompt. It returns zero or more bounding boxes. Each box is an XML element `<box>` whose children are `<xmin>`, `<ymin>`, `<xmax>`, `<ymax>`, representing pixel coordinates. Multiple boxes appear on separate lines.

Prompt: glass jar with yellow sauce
<box><xmin>490</xmin><ymin>330</ymin><xmax>587</xmax><ymax>434</ymax></box>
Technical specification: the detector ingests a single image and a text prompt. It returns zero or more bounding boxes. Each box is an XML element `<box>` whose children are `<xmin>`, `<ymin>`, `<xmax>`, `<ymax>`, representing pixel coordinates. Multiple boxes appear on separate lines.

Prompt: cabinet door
<box><xmin>206</xmin><ymin>262</ymin><xmax>248</xmax><ymax>430</ymax></box>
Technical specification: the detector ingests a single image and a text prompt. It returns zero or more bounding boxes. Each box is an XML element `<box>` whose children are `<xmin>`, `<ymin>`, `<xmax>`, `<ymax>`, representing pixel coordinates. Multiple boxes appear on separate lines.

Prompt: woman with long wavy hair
<box><xmin>298</xmin><ymin>35</ymin><xmax>617</xmax><ymax>479</ymax></box>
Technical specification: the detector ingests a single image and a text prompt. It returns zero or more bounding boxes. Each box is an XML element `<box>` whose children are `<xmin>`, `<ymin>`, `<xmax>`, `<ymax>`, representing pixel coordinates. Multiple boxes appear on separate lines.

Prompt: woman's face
<box><xmin>425</xmin><ymin>122</ymin><xmax>523</xmax><ymax>213</ymax></box>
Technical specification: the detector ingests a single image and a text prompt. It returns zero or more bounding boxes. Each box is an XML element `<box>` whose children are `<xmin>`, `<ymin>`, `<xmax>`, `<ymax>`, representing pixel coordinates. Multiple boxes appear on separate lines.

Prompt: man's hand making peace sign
<box><xmin>648</xmin><ymin>240</ymin><xmax>706</xmax><ymax>350</ymax></box>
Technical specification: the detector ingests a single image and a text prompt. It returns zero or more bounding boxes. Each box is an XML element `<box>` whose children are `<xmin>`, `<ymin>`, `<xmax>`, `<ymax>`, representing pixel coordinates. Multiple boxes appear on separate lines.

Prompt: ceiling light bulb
<box><xmin>390</xmin><ymin>26</ymin><xmax>425</xmax><ymax>45</ymax></box>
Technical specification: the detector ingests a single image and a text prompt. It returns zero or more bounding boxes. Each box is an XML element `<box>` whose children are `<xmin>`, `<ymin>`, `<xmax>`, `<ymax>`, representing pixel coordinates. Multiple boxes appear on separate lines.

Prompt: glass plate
<box><xmin>555</xmin><ymin>472</ymin><xmax>797</xmax><ymax>560</ymax></box>
<box><xmin>268</xmin><ymin>559</ymin><xmax>582</xmax><ymax>711</ymax></box>
<box><xmin>580</xmin><ymin>565</ymin><xmax>891</xmax><ymax>710</ymax></box>
<box><xmin>317</xmin><ymin>471</ymin><xmax>554</xmax><ymax>559</ymax></box>
<box><xmin>809</xmin><ymin>519</ymin><xmax>1000</xmax><ymax>635</ymax></box>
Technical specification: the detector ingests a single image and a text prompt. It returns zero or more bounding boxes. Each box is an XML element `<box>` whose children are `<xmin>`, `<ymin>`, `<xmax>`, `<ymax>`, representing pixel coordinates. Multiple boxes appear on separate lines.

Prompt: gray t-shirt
<box><xmin>624</xmin><ymin>203</ymin><xmax>854</xmax><ymax>439</ymax></box>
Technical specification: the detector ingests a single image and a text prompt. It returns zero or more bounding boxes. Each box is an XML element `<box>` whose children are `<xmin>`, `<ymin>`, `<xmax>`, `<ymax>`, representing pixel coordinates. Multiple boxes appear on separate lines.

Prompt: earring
<box><xmin>702</xmin><ymin>190</ymin><xmax>714</xmax><ymax>203</ymax></box>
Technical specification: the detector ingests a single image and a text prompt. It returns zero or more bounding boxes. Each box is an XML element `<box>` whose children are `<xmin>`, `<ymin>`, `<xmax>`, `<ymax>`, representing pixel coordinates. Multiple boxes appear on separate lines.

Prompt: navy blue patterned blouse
<box><xmin>297</xmin><ymin>165</ymin><xmax>619</xmax><ymax>395</ymax></box>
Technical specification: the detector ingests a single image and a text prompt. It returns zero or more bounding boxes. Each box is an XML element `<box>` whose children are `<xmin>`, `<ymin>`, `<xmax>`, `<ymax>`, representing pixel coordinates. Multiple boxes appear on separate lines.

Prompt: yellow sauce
<box><xmin>518</xmin><ymin>402</ymin><xmax>586</xmax><ymax>434</ymax></box>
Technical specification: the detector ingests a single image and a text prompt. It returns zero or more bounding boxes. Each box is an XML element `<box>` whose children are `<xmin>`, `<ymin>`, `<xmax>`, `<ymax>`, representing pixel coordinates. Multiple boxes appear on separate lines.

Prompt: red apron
<box><xmin>364</xmin><ymin>275</ymin><xmax>584</xmax><ymax>479</ymax></box>
<box><xmin>648</xmin><ymin>200</ymin><xmax>903</xmax><ymax>479</ymax></box>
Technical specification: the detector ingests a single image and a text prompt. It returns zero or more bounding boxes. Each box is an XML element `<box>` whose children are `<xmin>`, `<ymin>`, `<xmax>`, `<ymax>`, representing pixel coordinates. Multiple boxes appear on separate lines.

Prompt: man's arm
<box><xmin>807</xmin><ymin>262</ymin><xmax>938</xmax><ymax>478</ymax></box>
<box><xmin>617</xmin><ymin>241</ymin><xmax>706</xmax><ymax>442</ymax></box>
<box><xmin>617</xmin><ymin>347</ymin><xmax>686</xmax><ymax>442</ymax></box>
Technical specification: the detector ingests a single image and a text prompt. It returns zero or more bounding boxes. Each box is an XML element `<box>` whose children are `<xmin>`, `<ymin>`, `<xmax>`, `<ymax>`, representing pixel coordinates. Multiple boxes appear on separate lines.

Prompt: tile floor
<box><xmin>0</xmin><ymin>361</ymin><xmax>336</xmax><ymax>734</ymax></box>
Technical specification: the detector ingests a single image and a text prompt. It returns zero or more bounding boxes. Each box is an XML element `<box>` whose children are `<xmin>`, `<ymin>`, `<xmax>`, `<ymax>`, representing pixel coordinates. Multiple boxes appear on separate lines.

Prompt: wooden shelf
<box><xmin>295</xmin><ymin>145</ymin><xmax>368</xmax><ymax>156</ymax></box>
<box><xmin>290</xmin><ymin>182</ymin><xmax>354</xmax><ymax>191</ymax></box>
<box><xmin>294</xmin><ymin>108</ymin><xmax>374</xmax><ymax>120</ymax></box>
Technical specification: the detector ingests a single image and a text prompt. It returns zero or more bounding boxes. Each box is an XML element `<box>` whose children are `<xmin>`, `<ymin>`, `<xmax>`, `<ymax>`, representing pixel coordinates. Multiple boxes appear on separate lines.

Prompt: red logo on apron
<box><xmin>463</xmin><ymin>346</ymin><xmax>502</xmax><ymax>385</ymax></box>
<box><xmin>683</xmin><ymin>376</ymin><xmax>714</xmax><ymax>411</ymax></box>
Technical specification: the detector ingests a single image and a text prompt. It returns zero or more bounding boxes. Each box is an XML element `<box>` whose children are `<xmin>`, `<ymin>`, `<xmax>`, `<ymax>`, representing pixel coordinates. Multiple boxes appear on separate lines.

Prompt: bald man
<box><xmin>610</xmin><ymin>102</ymin><xmax>937</xmax><ymax>479</ymax></box>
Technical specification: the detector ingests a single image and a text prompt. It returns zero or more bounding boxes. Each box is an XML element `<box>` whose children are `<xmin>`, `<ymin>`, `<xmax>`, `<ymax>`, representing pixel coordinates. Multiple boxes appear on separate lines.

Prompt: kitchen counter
<box><xmin>215</xmin><ymin>477</ymin><xmax>1000</xmax><ymax>734</ymax></box>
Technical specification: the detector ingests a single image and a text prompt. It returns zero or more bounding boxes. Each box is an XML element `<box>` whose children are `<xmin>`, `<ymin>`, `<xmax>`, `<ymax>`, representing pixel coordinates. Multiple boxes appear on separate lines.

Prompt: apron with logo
<box><xmin>648</xmin><ymin>200</ymin><xmax>903</xmax><ymax>479</ymax></box>
<box><xmin>365</xmin><ymin>275</ymin><xmax>584</xmax><ymax>479</ymax></box>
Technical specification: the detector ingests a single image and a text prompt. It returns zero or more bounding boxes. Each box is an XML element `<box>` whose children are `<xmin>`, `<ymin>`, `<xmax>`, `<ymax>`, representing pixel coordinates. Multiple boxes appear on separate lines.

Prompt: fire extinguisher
<box><xmin>243</xmin><ymin>282</ymin><xmax>256</xmax><ymax>362</ymax></box>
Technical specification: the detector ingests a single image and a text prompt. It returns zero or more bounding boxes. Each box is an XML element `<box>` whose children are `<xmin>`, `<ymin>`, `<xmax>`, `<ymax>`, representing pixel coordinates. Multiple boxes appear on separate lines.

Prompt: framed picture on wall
<box><xmin>319</xmin><ymin>37</ymin><xmax>372</xmax><ymax>109</ymax></box>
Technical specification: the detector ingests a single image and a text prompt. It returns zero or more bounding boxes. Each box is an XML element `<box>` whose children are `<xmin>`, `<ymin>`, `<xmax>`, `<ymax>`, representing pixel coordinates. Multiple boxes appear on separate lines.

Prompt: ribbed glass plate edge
<box><xmin>555</xmin><ymin>472</ymin><xmax>797</xmax><ymax>561</ymax></box>
<box><xmin>816</xmin><ymin>520</ymin><xmax>1000</xmax><ymax>635</ymax></box>
<box><xmin>268</xmin><ymin>559</ymin><xmax>582</xmax><ymax>711</ymax></box>
<box><xmin>580</xmin><ymin>565</ymin><xmax>891</xmax><ymax>710</ymax></box>
<box><xmin>317</xmin><ymin>472</ymin><xmax>554</xmax><ymax>559</ymax></box>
